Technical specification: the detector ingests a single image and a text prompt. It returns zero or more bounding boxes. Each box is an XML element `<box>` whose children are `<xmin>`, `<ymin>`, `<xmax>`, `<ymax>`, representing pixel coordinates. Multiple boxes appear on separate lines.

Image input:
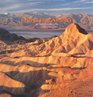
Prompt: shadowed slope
<box><xmin>0</xmin><ymin>28</ymin><xmax>26</xmax><ymax>43</ymax></box>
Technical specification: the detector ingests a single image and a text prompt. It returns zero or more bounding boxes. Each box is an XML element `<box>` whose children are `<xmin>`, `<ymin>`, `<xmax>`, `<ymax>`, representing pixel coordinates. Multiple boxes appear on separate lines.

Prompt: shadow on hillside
<box><xmin>0</xmin><ymin>86</ymin><xmax>25</xmax><ymax>97</ymax></box>
<box><xmin>4</xmin><ymin>69</ymin><xmax>51</xmax><ymax>97</ymax></box>
<box><xmin>0</xmin><ymin>60</ymin><xmax>55</xmax><ymax>67</ymax></box>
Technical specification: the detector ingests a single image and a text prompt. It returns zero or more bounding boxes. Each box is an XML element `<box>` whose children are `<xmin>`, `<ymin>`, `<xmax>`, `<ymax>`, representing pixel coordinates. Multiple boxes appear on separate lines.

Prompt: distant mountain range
<box><xmin>0</xmin><ymin>12</ymin><xmax>93</xmax><ymax>31</ymax></box>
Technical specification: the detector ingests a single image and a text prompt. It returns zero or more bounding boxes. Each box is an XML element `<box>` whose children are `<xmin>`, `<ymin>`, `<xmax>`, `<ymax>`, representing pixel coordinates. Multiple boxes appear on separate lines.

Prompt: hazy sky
<box><xmin>0</xmin><ymin>0</ymin><xmax>93</xmax><ymax>14</ymax></box>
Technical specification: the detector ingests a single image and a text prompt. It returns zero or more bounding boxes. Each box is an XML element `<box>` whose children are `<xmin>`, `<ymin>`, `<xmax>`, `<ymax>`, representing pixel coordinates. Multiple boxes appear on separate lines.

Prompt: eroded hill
<box><xmin>0</xmin><ymin>23</ymin><xmax>93</xmax><ymax>97</ymax></box>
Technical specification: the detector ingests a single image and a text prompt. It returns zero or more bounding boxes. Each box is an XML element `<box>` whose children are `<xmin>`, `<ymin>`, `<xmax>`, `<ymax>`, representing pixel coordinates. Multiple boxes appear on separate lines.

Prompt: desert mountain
<box><xmin>8</xmin><ymin>23</ymin><xmax>93</xmax><ymax>69</ymax></box>
<box><xmin>0</xmin><ymin>23</ymin><xmax>93</xmax><ymax>97</ymax></box>
<box><xmin>20</xmin><ymin>23</ymin><xmax>88</xmax><ymax>57</ymax></box>
<box><xmin>0</xmin><ymin>28</ymin><xmax>26</xmax><ymax>43</ymax></box>
<box><xmin>0</xmin><ymin>13</ymin><xmax>93</xmax><ymax>31</ymax></box>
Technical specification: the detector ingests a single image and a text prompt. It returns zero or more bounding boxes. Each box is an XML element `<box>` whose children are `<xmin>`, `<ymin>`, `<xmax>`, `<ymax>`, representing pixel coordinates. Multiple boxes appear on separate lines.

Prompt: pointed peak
<box><xmin>65</xmin><ymin>23</ymin><xmax>88</xmax><ymax>35</ymax></box>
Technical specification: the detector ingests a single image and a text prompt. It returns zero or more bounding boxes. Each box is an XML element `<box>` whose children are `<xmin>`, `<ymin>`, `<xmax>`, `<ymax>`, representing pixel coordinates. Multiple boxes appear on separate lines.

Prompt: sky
<box><xmin>0</xmin><ymin>0</ymin><xmax>93</xmax><ymax>14</ymax></box>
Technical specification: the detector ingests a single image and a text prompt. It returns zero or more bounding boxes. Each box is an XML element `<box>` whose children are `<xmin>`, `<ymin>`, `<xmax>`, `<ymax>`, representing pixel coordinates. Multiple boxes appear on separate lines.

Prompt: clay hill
<box><xmin>0</xmin><ymin>23</ymin><xmax>93</xmax><ymax>97</ymax></box>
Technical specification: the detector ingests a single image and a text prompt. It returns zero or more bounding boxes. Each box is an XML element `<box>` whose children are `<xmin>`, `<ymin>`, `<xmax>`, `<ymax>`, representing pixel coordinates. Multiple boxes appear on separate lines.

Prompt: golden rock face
<box><xmin>0</xmin><ymin>23</ymin><xmax>93</xmax><ymax>97</ymax></box>
<box><xmin>0</xmin><ymin>72</ymin><xmax>25</xmax><ymax>88</ymax></box>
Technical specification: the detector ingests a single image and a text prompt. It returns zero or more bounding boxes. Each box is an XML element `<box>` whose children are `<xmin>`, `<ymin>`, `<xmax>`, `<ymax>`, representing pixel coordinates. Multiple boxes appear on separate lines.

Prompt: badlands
<box><xmin>0</xmin><ymin>23</ymin><xmax>93</xmax><ymax>97</ymax></box>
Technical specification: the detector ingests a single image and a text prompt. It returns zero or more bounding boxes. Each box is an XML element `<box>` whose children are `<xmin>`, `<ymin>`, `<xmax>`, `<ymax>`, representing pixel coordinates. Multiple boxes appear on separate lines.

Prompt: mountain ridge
<box><xmin>0</xmin><ymin>28</ymin><xmax>27</xmax><ymax>43</ymax></box>
<box><xmin>0</xmin><ymin>13</ymin><xmax>93</xmax><ymax>32</ymax></box>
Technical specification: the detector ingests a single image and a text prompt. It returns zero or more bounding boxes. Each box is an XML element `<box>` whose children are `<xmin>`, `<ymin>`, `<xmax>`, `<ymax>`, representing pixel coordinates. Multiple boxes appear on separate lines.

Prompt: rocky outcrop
<box><xmin>23</xmin><ymin>23</ymin><xmax>88</xmax><ymax>56</ymax></box>
<box><xmin>7</xmin><ymin>23</ymin><xmax>92</xmax><ymax>68</ymax></box>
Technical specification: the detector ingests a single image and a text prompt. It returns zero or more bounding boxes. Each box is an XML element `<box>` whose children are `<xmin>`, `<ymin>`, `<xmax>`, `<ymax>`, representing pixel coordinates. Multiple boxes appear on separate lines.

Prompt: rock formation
<box><xmin>0</xmin><ymin>23</ymin><xmax>93</xmax><ymax>97</ymax></box>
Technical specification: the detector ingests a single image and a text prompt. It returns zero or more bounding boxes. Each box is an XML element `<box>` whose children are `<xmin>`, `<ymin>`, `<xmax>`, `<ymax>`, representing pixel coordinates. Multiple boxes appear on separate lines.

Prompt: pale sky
<box><xmin>0</xmin><ymin>0</ymin><xmax>93</xmax><ymax>14</ymax></box>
